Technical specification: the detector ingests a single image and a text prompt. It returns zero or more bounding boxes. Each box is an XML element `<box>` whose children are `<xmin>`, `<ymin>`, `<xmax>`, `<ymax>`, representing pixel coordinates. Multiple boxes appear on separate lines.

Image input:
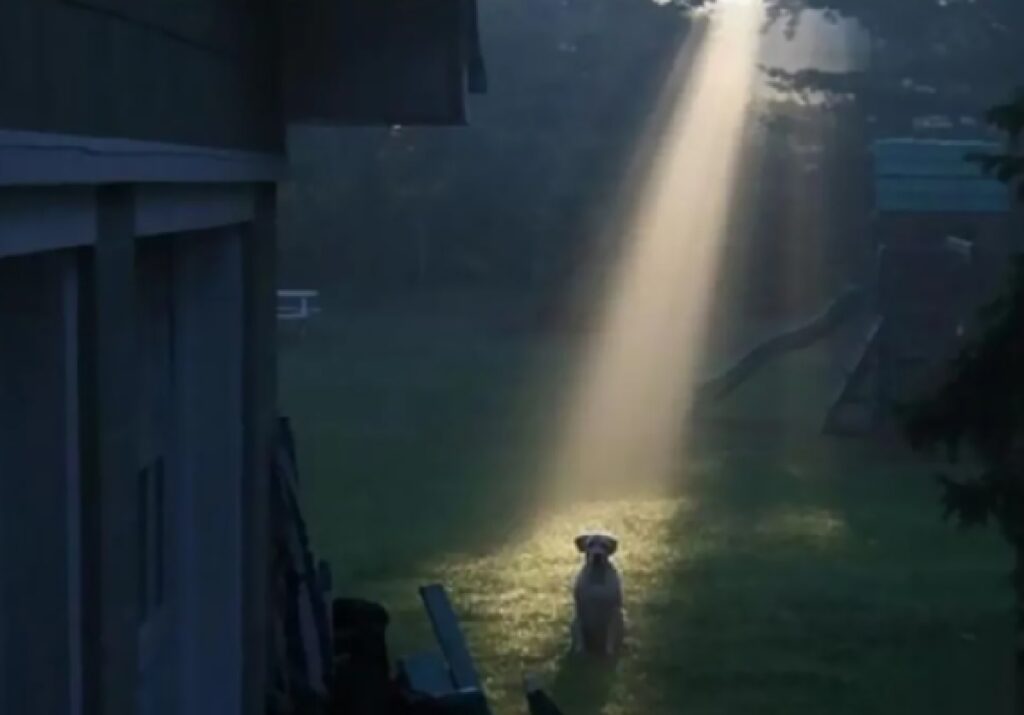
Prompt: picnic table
<box><xmin>277</xmin><ymin>289</ymin><xmax>321</xmax><ymax>321</ymax></box>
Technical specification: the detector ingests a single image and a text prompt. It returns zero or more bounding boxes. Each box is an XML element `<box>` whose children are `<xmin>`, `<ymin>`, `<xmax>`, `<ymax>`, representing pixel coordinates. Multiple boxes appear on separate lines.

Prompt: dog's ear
<box><xmin>574</xmin><ymin>534</ymin><xmax>590</xmax><ymax>553</ymax></box>
<box><xmin>593</xmin><ymin>534</ymin><xmax>618</xmax><ymax>555</ymax></box>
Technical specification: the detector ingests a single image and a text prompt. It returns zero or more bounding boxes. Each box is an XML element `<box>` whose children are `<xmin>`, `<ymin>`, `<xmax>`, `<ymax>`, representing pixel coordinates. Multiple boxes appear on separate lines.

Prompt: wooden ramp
<box><xmin>822</xmin><ymin>316</ymin><xmax>884</xmax><ymax>436</ymax></box>
<box><xmin>694</xmin><ymin>286</ymin><xmax>866</xmax><ymax>408</ymax></box>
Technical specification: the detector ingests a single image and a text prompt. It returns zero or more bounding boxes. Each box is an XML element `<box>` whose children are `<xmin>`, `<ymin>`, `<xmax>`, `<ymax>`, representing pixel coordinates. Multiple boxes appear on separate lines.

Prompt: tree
<box><xmin>974</xmin><ymin>91</ymin><xmax>1024</xmax><ymax>200</ymax></box>
<box><xmin>756</xmin><ymin>0</ymin><xmax>1024</xmax><ymax>133</ymax></box>
<box><xmin>904</xmin><ymin>90</ymin><xmax>1024</xmax><ymax>714</ymax></box>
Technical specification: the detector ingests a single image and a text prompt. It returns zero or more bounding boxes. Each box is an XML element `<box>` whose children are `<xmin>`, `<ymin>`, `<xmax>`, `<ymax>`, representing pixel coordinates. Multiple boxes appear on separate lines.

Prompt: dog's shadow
<box><xmin>548</xmin><ymin>653</ymin><xmax>620</xmax><ymax>715</ymax></box>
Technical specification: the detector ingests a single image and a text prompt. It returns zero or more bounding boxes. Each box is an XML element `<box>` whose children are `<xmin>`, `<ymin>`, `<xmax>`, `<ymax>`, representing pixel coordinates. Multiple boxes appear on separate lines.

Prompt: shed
<box><xmin>868</xmin><ymin>138</ymin><xmax>1014</xmax><ymax>425</ymax></box>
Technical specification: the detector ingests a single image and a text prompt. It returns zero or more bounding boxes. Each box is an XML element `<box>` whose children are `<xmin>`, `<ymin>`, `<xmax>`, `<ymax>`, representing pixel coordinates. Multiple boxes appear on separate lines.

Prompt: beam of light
<box><xmin>544</xmin><ymin>0</ymin><xmax>762</xmax><ymax>503</ymax></box>
<box><xmin>428</xmin><ymin>4</ymin><xmax>841</xmax><ymax>698</ymax></box>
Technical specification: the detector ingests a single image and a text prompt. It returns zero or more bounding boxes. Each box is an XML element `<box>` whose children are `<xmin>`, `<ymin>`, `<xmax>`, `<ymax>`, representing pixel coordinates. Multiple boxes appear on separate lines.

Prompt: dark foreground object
<box><xmin>332</xmin><ymin>598</ymin><xmax>394</xmax><ymax>714</ymax></box>
<box><xmin>329</xmin><ymin>584</ymin><xmax>568</xmax><ymax>715</ymax></box>
<box><xmin>524</xmin><ymin>676</ymin><xmax>567</xmax><ymax>715</ymax></box>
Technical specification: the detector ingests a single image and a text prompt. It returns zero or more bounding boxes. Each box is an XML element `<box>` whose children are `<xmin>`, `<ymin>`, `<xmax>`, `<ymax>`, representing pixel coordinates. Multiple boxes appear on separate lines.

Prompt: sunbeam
<box><xmin>545</xmin><ymin>0</ymin><xmax>762</xmax><ymax>502</ymax></box>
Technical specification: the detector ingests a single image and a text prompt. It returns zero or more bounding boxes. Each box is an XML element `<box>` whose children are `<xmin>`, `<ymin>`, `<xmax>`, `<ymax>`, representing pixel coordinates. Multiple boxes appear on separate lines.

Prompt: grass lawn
<box><xmin>280</xmin><ymin>291</ymin><xmax>1013</xmax><ymax>715</ymax></box>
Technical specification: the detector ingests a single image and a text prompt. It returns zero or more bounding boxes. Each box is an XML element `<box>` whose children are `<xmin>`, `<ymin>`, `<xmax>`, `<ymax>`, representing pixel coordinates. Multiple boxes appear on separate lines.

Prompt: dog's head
<box><xmin>575</xmin><ymin>532</ymin><xmax>619</xmax><ymax>567</ymax></box>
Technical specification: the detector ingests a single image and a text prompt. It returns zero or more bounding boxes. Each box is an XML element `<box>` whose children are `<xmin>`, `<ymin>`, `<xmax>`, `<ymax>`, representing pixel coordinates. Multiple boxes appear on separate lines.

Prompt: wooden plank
<box><xmin>81</xmin><ymin>185</ymin><xmax>140</xmax><ymax>715</ymax></box>
<box><xmin>398</xmin><ymin>652</ymin><xmax>454</xmax><ymax>698</ymax></box>
<box><xmin>822</xmin><ymin>317</ymin><xmax>883</xmax><ymax>436</ymax></box>
<box><xmin>419</xmin><ymin>584</ymin><xmax>481</xmax><ymax>691</ymax></box>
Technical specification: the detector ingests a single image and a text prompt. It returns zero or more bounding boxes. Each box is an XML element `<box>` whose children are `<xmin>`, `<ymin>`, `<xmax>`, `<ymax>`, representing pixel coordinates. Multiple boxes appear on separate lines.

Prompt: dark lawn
<box><xmin>280</xmin><ymin>292</ymin><xmax>1012</xmax><ymax>715</ymax></box>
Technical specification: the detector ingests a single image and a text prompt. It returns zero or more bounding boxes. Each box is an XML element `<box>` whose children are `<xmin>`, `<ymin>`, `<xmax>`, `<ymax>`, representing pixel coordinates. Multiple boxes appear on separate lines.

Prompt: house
<box><xmin>0</xmin><ymin>2</ymin><xmax>485</xmax><ymax>715</ymax></box>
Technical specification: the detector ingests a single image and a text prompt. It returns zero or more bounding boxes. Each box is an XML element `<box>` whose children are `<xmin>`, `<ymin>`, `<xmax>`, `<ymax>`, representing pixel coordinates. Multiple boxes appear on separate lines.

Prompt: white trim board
<box><xmin>0</xmin><ymin>129</ymin><xmax>285</xmax><ymax>186</ymax></box>
<box><xmin>0</xmin><ymin>188</ymin><xmax>97</xmax><ymax>259</ymax></box>
<box><xmin>135</xmin><ymin>185</ymin><xmax>256</xmax><ymax>238</ymax></box>
<box><xmin>1</xmin><ymin>185</ymin><xmax>258</xmax><ymax>259</ymax></box>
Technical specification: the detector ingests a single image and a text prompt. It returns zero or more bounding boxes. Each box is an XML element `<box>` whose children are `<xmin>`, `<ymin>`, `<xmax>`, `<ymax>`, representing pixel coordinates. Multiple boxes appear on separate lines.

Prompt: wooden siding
<box><xmin>0</xmin><ymin>0</ymin><xmax>282</xmax><ymax>152</ymax></box>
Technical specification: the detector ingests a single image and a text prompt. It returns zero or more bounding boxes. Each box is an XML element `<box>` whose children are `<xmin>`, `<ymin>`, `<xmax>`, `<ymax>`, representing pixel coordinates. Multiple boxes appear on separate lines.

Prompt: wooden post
<box><xmin>242</xmin><ymin>183</ymin><xmax>278</xmax><ymax>715</ymax></box>
<box><xmin>80</xmin><ymin>185</ymin><xmax>139</xmax><ymax>715</ymax></box>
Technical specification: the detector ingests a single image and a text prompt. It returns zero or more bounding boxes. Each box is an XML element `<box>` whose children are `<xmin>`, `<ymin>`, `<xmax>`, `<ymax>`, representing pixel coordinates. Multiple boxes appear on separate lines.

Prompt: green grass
<box><xmin>280</xmin><ymin>292</ymin><xmax>1012</xmax><ymax>715</ymax></box>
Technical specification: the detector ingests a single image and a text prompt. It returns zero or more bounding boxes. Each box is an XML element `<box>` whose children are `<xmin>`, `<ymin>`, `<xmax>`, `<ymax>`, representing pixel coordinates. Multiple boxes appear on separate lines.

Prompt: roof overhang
<box><xmin>285</xmin><ymin>0</ymin><xmax>488</xmax><ymax>127</ymax></box>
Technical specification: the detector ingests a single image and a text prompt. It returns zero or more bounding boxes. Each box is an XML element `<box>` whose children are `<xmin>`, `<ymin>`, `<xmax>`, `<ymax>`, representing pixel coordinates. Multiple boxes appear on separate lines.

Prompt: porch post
<box><xmin>80</xmin><ymin>184</ymin><xmax>139</xmax><ymax>715</ymax></box>
<box><xmin>242</xmin><ymin>183</ymin><xmax>278</xmax><ymax>715</ymax></box>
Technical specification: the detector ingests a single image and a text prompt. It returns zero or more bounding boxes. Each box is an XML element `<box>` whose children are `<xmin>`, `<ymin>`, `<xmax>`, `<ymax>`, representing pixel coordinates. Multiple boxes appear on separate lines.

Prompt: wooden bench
<box><xmin>396</xmin><ymin>584</ymin><xmax>492</xmax><ymax>715</ymax></box>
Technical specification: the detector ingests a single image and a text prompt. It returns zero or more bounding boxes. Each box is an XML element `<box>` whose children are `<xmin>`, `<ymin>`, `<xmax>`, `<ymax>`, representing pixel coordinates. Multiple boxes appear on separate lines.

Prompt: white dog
<box><xmin>570</xmin><ymin>533</ymin><xmax>625</xmax><ymax>656</ymax></box>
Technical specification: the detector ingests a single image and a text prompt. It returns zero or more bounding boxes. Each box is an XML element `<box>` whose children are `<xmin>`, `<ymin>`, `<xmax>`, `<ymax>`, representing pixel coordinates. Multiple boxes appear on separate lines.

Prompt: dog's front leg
<box><xmin>570</xmin><ymin>616</ymin><xmax>586</xmax><ymax>655</ymax></box>
<box><xmin>605</xmin><ymin>611</ymin><xmax>624</xmax><ymax>656</ymax></box>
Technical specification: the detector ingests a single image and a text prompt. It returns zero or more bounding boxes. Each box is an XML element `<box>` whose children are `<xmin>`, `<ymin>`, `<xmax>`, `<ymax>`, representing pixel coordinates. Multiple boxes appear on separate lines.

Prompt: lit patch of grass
<box><xmin>434</xmin><ymin>498</ymin><xmax>691</xmax><ymax>705</ymax></box>
<box><xmin>754</xmin><ymin>506</ymin><xmax>847</xmax><ymax>548</ymax></box>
